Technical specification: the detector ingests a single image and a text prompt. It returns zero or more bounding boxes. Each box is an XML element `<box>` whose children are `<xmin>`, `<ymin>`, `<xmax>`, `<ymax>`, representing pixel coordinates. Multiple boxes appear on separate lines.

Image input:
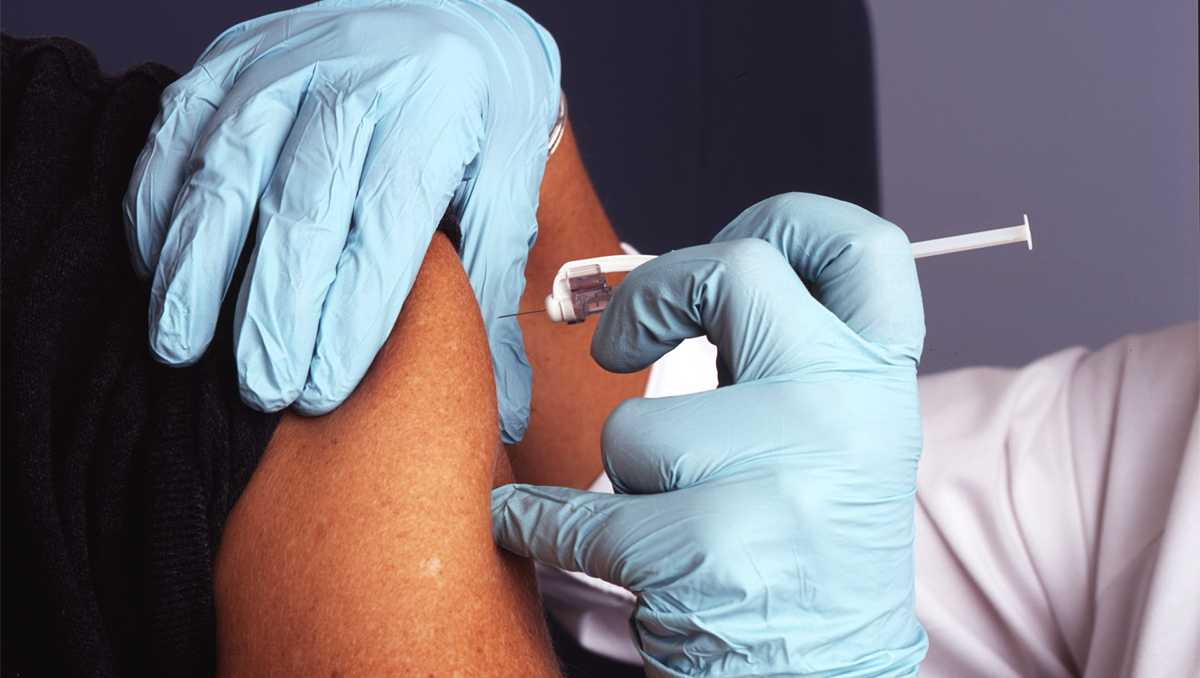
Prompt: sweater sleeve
<box><xmin>1</xmin><ymin>34</ymin><xmax>282</xmax><ymax>678</ymax></box>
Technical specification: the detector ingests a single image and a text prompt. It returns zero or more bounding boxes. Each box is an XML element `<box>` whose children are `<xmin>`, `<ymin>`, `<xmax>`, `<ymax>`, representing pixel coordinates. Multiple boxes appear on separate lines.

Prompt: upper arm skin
<box><xmin>213</xmin><ymin>113</ymin><xmax>644</xmax><ymax>675</ymax></box>
<box><xmin>212</xmin><ymin>234</ymin><xmax>561</xmax><ymax>677</ymax></box>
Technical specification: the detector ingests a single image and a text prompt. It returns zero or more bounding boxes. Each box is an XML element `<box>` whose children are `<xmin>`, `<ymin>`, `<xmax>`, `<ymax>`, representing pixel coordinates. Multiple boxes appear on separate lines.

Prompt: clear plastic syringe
<box><xmin>501</xmin><ymin>215</ymin><xmax>1033</xmax><ymax>324</ymax></box>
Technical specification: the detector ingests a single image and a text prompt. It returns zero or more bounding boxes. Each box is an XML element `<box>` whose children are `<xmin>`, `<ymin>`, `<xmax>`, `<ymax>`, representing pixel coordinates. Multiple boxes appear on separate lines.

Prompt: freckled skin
<box><xmin>212</xmin><ymin>234</ymin><xmax>561</xmax><ymax>677</ymax></box>
<box><xmin>213</xmin><ymin>115</ymin><xmax>636</xmax><ymax>675</ymax></box>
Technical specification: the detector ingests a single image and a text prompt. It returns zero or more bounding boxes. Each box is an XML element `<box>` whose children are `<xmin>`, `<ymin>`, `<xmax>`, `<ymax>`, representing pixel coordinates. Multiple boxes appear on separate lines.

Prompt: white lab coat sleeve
<box><xmin>914</xmin><ymin>321</ymin><xmax>1199</xmax><ymax>678</ymax></box>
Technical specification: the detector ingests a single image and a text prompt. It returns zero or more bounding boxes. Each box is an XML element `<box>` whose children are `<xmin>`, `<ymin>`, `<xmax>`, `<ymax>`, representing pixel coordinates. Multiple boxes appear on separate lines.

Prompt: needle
<box><xmin>498</xmin><ymin>309</ymin><xmax>547</xmax><ymax>319</ymax></box>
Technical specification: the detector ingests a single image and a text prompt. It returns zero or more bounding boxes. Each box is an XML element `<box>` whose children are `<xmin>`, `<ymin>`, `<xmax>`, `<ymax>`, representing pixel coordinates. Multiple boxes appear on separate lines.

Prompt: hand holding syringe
<box><xmin>502</xmin><ymin>215</ymin><xmax>1032</xmax><ymax>324</ymax></box>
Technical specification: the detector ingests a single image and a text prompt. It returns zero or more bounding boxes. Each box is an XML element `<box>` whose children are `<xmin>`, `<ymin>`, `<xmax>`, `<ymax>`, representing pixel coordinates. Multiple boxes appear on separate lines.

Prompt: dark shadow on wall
<box><xmin>3</xmin><ymin>0</ymin><xmax>879</xmax><ymax>257</ymax></box>
<box><xmin>524</xmin><ymin>0</ymin><xmax>879</xmax><ymax>254</ymax></box>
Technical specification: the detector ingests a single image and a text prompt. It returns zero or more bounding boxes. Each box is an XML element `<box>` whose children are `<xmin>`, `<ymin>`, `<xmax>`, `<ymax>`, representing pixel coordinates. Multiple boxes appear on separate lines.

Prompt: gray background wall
<box><xmin>866</xmin><ymin>0</ymin><xmax>1198</xmax><ymax>370</ymax></box>
<box><xmin>4</xmin><ymin>0</ymin><xmax>1197</xmax><ymax>375</ymax></box>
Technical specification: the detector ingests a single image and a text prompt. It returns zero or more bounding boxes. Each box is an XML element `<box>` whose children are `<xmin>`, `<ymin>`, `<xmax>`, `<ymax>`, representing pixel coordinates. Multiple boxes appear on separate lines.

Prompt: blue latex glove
<box><xmin>492</xmin><ymin>193</ymin><xmax>929</xmax><ymax>676</ymax></box>
<box><xmin>123</xmin><ymin>0</ymin><xmax>561</xmax><ymax>443</ymax></box>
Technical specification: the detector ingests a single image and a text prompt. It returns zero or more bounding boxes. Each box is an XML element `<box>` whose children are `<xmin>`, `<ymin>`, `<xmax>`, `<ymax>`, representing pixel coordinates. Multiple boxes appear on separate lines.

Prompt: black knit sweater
<box><xmin>2</xmin><ymin>35</ymin><xmax>282</xmax><ymax>677</ymax></box>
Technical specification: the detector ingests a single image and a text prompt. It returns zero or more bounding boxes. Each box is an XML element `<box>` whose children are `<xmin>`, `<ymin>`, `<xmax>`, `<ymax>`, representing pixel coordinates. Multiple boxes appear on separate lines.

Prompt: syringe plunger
<box><xmin>910</xmin><ymin>214</ymin><xmax>1032</xmax><ymax>259</ymax></box>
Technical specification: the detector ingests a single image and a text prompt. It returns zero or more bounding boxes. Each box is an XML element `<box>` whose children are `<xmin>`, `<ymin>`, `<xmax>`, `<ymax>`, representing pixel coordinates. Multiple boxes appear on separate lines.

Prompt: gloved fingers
<box><xmin>449</xmin><ymin>2</ymin><xmax>559</xmax><ymax>444</ymax></box>
<box><xmin>231</xmin><ymin>78</ymin><xmax>378</xmax><ymax>411</ymax></box>
<box><xmin>492</xmin><ymin>484</ymin><xmax>664</xmax><ymax>590</ymax></box>
<box><xmin>592</xmin><ymin>238</ymin><xmax>849</xmax><ymax>384</ymax></box>
<box><xmin>713</xmin><ymin>193</ymin><xmax>925</xmax><ymax>365</ymax></box>
<box><xmin>458</xmin><ymin>152</ymin><xmax>545</xmax><ymax>445</ymax></box>
<box><xmin>121</xmin><ymin>6</ymin><xmax>296</xmax><ymax>281</ymax></box>
<box><xmin>291</xmin><ymin>79</ymin><xmax>485</xmax><ymax>415</ymax></box>
<box><xmin>479</xmin><ymin>270</ymin><xmax>535</xmax><ymax>445</ymax></box>
<box><xmin>600</xmin><ymin>384</ymin><xmax>798</xmax><ymax>494</ymax></box>
<box><xmin>123</xmin><ymin>73</ymin><xmax>225</xmax><ymax>281</ymax></box>
<box><xmin>146</xmin><ymin>77</ymin><xmax>307</xmax><ymax>366</ymax></box>
<box><xmin>487</xmin><ymin>315</ymin><xmax>534</xmax><ymax>446</ymax></box>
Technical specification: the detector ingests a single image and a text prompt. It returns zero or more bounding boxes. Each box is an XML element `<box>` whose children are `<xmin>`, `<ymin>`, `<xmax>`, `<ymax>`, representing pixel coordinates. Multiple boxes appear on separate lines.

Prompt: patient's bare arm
<box><xmin>212</xmin><ymin>234</ymin><xmax>562</xmax><ymax>677</ymax></box>
<box><xmin>212</xmin><ymin>111</ymin><xmax>645</xmax><ymax>674</ymax></box>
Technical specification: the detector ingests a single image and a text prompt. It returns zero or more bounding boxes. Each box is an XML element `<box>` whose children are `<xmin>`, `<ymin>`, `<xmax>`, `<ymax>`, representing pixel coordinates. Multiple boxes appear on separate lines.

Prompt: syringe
<box><xmin>501</xmin><ymin>215</ymin><xmax>1032</xmax><ymax>324</ymax></box>
<box><xmin>911</xmin><ymin>214</ymin><xmax>1032</xmax><ymax>259</ymax></box>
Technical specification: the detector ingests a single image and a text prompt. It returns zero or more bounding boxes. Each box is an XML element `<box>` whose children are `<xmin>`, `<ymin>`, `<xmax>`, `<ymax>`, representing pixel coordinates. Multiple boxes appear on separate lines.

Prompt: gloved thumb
<box><xmin>491</xmin><ymin>483</ymin><xmax>642</xmax><ymax>589</ymax></box>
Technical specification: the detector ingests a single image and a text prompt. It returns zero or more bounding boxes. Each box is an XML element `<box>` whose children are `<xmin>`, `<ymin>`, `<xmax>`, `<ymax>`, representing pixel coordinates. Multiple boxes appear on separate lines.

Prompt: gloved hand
<box><xmin>492</xmin><ymin>193</ymin><xmax>930</xmax><ymax>676</ymax></box>
<box><xmin>123</xmin><ymin>0</ymin><xmax>561</xmax><ymax>443</ymax></box>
